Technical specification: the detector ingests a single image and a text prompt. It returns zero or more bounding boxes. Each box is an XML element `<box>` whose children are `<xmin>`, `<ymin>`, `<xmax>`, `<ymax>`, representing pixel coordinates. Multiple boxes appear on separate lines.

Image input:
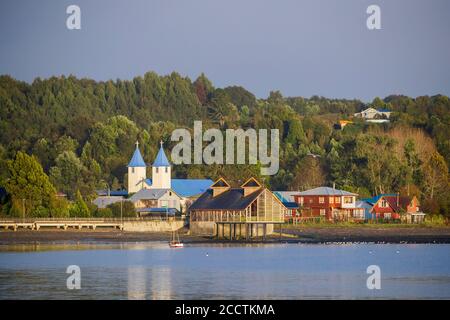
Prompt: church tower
<box><xmin>127</xmin><ymin>141</ymin><xmax>147</xmax><ymax>193</ymax></box>
<box><xmin>151</xmin><ymin>141</ymin><xmax>171</xmax><ymax>189</ymax></box>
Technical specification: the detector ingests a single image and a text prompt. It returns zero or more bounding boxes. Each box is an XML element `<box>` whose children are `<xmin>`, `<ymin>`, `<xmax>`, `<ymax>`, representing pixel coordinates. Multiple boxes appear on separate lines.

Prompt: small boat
<box><xmin>169</xmin><ymin>231</ymin><xmax>184</xmax><ymax>248</ymax></box>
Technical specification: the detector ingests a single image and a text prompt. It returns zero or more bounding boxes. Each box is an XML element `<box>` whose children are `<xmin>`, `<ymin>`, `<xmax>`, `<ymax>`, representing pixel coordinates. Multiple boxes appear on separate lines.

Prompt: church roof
<box><xmin>153</xmin><ymin>145</ymin><xmax>170</xmax><ymax>167</ymax></box>
<box><xmin>144</xmin><ymin>178</ymin><xmax>213</xmax><ymax>198</ymax></box>
<box><xmin>128</xmin><ymin>146</ymin><xmax>146</xmax><ymax>167</ymax></box>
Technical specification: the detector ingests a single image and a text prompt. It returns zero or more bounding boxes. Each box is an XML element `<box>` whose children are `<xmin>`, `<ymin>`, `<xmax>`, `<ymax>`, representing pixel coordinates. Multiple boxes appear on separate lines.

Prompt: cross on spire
<box><xmin>135</xmin><ymin>141</ymin><xmax>139</xmax><ymax>148</ymax></box>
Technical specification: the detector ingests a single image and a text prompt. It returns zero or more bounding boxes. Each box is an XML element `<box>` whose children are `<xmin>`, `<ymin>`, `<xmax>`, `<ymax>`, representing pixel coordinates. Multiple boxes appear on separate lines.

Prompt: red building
<box><xmin>364</xmin><ymin>194</ymin><xmax>422</xmax><ymax>222</ymax></box>
<box><xmin>293</xmin><ymin>187</ymin><xmax>364</xmax><ymax>221</ymax></box>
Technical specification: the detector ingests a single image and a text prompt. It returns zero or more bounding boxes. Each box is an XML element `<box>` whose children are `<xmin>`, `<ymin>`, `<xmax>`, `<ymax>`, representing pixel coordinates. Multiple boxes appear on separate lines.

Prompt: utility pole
<box><xmin>120</xmin><ymin>199</ymin><xmax>123</xmax><ymax>231</ymax></box>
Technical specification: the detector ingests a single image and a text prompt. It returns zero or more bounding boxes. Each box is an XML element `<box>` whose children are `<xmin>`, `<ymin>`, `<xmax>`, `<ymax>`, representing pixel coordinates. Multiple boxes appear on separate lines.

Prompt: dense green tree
<box><xmin>4</xmin><ymin>151</ymin><xmax>58</xmax><ymax>217</ymax></box>
<box><xmin>69</xmin><ymin>190</ymin><xmax>90</xmax><ymax>217</ymax></box>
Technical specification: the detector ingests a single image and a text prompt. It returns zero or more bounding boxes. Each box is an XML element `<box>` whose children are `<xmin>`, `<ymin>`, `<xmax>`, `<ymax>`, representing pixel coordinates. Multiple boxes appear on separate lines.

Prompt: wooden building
<box><xmin>363</xmin><ymin>194</ymin><xmax>424</xmax><ymax>222</ymax></box>
<box><xmin>189</xmin><ymin>177</ymin><xmax>286</xmax><ymax>238</ymax></box>
<box><xmin>293</xmin><ymin>187</ymin><xmax>365</xmax><ymax>222</ymax></box>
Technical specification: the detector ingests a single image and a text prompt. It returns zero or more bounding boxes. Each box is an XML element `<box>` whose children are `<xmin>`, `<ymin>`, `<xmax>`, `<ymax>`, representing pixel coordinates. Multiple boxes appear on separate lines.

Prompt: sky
<box><xmin>0</xmin><ymin>0</ymin><xmax>449</xmax><ymax>101</ymax></box>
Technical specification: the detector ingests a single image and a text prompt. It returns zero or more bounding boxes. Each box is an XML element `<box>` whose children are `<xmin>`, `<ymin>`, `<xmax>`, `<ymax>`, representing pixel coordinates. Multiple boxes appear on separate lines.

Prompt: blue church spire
<box><xmin>153</xmin><ymin>141</ymin><xmax>171</xmax><ymax>167</ymax></box>
<box><xmin>127</xmin><ymin>141</ymin><xmax>146</xmax><ymax>167</ymax></box>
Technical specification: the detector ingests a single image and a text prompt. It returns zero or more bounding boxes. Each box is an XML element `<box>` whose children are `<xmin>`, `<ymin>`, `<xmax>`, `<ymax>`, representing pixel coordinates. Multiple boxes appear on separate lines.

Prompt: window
<box><xmin>344</xmin><ymin>197</ymin><xmax>353</xmax><ymax>204</ymax></box>
<box><xmin>320</xmin><ymin>209</ymin><xmax>326</xmax><ymax>216</ymax></box>
<box><xmin>165</xmin><ymin>167</ymin><xmax>168</xmax><ymax>173</ymax></box>
<box><xmin>384</xmin><ymin>212</ymin><xmax>391</xmax><ymax>219</ymax></box>
<box><xmin>132</xmin><ymin>167</ymin><xmax>135</xmax><ymax>174</ymax></box>
<box><xmin>353</xmin><ymin>209</ymin><xmax>364</xmax><ymax>219</ymax></box>
<box><xmin>329</xmin><ymin>197</ymin><xmax>334</xmax><ymax>204</ymax></box>
<box><xmin>298</xmin><ymin>197</ymin><xmax>304</xmax><ymax>205</ymax></box>
<box><xmin>319</xmin><ymin>197</ymin><xmax>324</xmax><ymax>204</ymax></box>
<box><xmin>156</xmin><ymin>167</ymin><xmax>159</xmax><ymax>173</ymax></box>
<box><xmin>336</xmin><ymin>197</ymin><xmax>341</xmax><ymax>204</ymax></box>
<box><xmin>381</xmin><ymin>200</ymin><xmax>388</xmax><ymax>208</ymax></box>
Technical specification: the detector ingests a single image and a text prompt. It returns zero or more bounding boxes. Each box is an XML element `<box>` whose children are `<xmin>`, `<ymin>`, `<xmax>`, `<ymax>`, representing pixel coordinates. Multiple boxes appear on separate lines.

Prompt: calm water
<box><xmin>0</xmin><ymin>242</ymin><xmax>449</xmax><ymax>299</ymax></box>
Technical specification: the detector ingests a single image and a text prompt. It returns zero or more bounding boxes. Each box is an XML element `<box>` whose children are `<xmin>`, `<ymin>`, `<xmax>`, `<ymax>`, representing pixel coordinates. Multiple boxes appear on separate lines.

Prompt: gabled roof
<box><xmin>211</xmin><ymin>177</ymin><xmax>230</xmax><ymax>188</ymax></box>
<box><xmin>129</xmin><ymin>188</ymin><xmax>176</xmax><ymax>202</ymax></box>
<box><xmin>128</xmin><ymin>146</ymin><xmax>146</xmax><ymax>167</ymax></box>
<box><xmin>241</xmin><ymin>177</ymin><xmax>261</xmax><ymax>188</ymax></box>
<box><xmin>144</xmin><ymin>178</ymin><xmax>214</xmax><ymax>198</ymax></box>
<box><xmin>384</xmin><ymin>196</ymin><xmax>413</xmax><ymax>212</ymax></box>
<box><xmin>362</xmin><ymin>194</ymin><xmax>397</xmax><ymax>205</ymax></box>
<box><xmin>297</xmin><ymin>187</ymin><xmax>357</xmax><ymax>196</ymax></box>
<box><xmin>153</xmin><ymin>145</ymin><xmax>170</xmax><ymax>167</ymax></box>
<box><xmin>189</xmin><ymin>188</ymin><xmax>264</xmax><ymax>211</ymax></box>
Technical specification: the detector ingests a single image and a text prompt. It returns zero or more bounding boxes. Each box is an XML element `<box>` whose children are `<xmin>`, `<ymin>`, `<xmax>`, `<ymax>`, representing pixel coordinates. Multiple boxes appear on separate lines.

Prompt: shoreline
<box><xmin>1</xmin><ymin>226</ymin><xmax>450</xmax><ymax>245</ymax></box>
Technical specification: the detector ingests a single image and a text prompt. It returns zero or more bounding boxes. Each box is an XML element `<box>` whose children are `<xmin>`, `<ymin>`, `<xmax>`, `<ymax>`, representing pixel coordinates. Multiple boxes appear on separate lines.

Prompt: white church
<box><xmin>93</xmin><ymin>141</ymin><xmax>213</xmax><ymax>215</ymax></box>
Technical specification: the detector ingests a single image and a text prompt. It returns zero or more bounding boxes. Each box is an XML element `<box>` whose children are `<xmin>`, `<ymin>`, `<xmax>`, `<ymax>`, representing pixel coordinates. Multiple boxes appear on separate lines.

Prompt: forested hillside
<box><xmin>0</xmin><ymin>72</ymin><xmax>449</xmax><ymax>217</ymax></box>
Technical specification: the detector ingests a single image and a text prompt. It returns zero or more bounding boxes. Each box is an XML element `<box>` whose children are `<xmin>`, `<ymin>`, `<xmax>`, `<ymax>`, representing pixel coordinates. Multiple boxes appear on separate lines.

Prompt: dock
<box><xmin>0</xmin><ymin>218</ymin><xmax>124</xmax><ymax>231</ymax></box>
<box><xmin>215</xmin><ymin>221</ymin><xmax>284</xmax><ymax>241</ymax></box>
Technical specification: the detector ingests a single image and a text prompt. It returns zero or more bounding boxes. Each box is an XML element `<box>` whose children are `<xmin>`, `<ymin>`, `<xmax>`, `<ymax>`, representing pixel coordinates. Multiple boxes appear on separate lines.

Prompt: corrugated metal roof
<box><xmin>297</xmin><ymin>187</ymin><xmax>357</xmax><ymax>196</ymax></box>
<box><xmin>129</xmin><ymin>188</ymin><xmax>172</xmax><ymax>202</ymax></box>
<box><xmin>273</xmin><ymin>191</ymin><xmax>299</xmax><ymax>202</ymax></box>
<box><xmin>92</xmin><ymin>196</ymin><xmax>124</xmax><ymax>209</ymax></box>
<box><xmin>145</xmin><ymin>178</ymin><xmax>213</xmax><ymax>198</ymax></box>
<box><xmin>153</xmin><ymin>145</ymin><xmax>170</xmax><ymax>167</ymax></box>
<box><xmin>128</xmin><ymin>146</ymin><xmax>146</xmax><ymax>167</ymax></box>
<box><xmin>189</xmin><ymin>188</ymin><xmax>263</xmax><ymax>210</ymax></box>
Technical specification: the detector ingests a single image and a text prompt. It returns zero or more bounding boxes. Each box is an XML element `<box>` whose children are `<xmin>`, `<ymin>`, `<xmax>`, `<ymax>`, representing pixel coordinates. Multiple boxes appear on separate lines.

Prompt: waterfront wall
<box><xmin>123</xmin><ymin>220</ymin><xmax>185</xmax><ymax>232</ymax></box>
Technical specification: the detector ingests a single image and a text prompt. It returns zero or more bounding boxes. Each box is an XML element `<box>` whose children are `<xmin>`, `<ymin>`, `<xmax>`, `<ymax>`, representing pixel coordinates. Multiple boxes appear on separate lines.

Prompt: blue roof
<box><xmin>356</xmin><ymin>200</ymin><xmax>375</xmax><ymax>220</ymax></box>
<box><xmin>145</xmin><ymin>178</ymin><xmax>213</xmax><ymax>197</ymax></box>
<box><xmin>153</xmin><ymin>145</ymin><xmax>171</xmax><ymax>167</ymax></box>
<box><xmin>96</xmin><ymin>189</ymin><xmax>129</xmax><ymax>197</ymax></box>
<box><xmin>136</xmin><ymin>207</ymin><xmax>178</xmax><ymax>215</ymax></box>
<box><xmin>282</xmin><ymin>202</ymin><xmax>299</xmax><ymax>209</ymax></box>
<box><xmin>378</xmin><ymin>109</ymin><xmax>391</xmax><ymax>113</ymax></box>
<box><xmin>362</xmin><ymin>194</ymin><xmax>397</xmax><ymax>205</ymax></box>
<box><xmin>128</xmin><ymin>146</ymin><xmax>146</xmax><ymax>167</ymax></box>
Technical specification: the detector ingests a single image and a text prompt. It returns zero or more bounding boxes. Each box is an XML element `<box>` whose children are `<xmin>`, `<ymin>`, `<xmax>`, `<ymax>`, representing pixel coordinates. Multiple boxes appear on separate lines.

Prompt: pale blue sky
<box><xmin>0</xmin><ymin>0</ymin><xmax>449</xmax><ymax>101</ymax></box>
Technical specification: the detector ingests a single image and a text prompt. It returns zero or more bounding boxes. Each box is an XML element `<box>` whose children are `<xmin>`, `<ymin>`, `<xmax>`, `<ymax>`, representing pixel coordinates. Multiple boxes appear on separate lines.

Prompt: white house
<box><xmin>354</xmin><ymin>107</ymin><xmax>392</xmax><ymax>121</ymax></box>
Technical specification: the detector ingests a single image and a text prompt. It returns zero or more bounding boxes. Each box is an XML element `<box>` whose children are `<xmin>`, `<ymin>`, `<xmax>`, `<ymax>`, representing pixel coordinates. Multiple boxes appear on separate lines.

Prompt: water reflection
<box><xmin>0</xmin><ymin>243</ymin><xmax>449</xmax><ymax>299</ymax></box>
<box><xmin>151</xmin><ymin>267</ymin><xmax>172</xmax><ymax>300</ymax></box>
<box><xmin>127</xmin><ymin>266</ymin><xmax>147</xmax><ymax>300</ymax></box>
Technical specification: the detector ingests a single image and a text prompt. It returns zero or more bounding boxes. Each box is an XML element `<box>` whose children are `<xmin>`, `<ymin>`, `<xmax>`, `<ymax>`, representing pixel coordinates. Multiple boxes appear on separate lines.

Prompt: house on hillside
<box><xmin>189</xmin><ymin>177</ymin><xmax>287</xmax><ymax>238</ymax></box>
<box><xmin>354</xmin><ymin>107</ymin><xmax>391</xmax><ymax>123</ymax></box>
<box><xmin>292</xmin><ymin>187</ymin><xmax>365</xmax><ymax>221</ymax></box>
<box><xmin>129</xmin><ymin>188</ymin><xmax>182</xmax><ymax>217</ymax></box>
<box><xmin>363</xmin><ymin>194</ymin><xmax>424</xmax><ymax>223</ymax></box>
